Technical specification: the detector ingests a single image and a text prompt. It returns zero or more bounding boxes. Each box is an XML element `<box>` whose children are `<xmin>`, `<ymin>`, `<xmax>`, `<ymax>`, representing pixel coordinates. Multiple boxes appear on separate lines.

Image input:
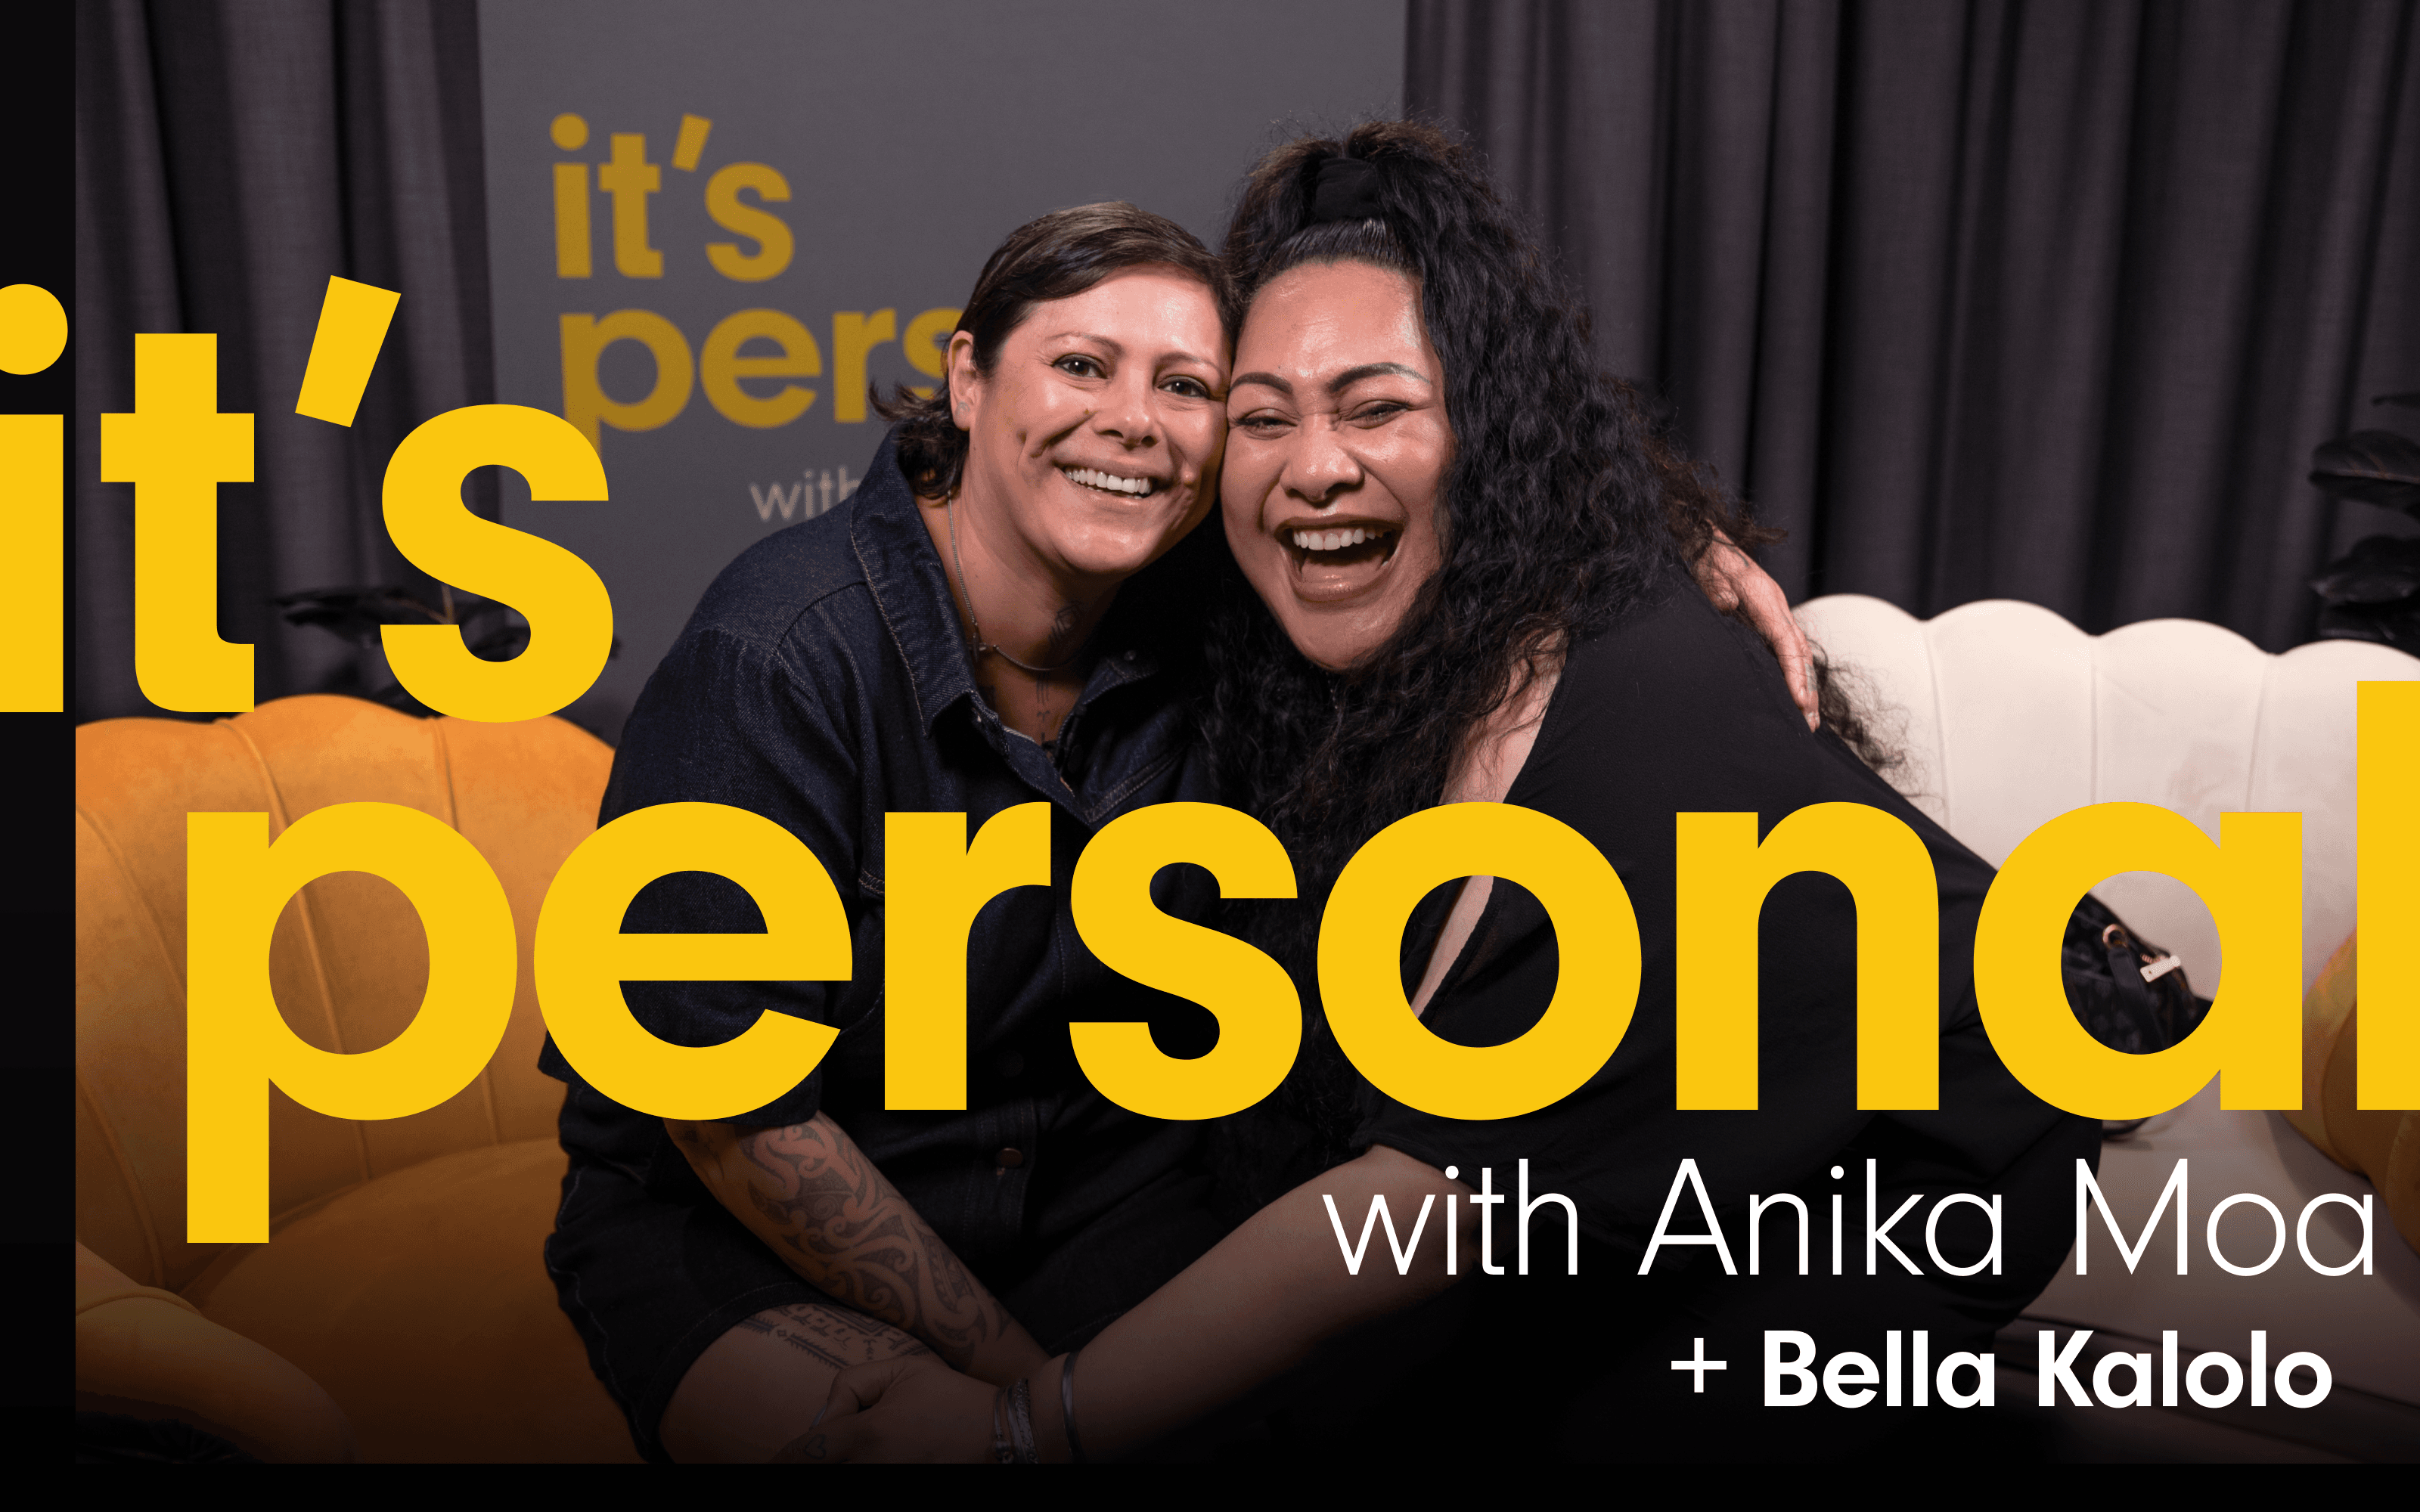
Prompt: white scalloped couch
<box><xmin>1795</xmin><ymin>594</ymin><xmax>2420</xmax><ymax>1458</ymax></box>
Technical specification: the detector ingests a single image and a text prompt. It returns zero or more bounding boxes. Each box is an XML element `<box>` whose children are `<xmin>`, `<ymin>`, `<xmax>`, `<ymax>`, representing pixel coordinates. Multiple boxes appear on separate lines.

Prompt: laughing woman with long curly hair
<box><xmin>812</xmin><ymin>121</ymin><xmax>2096</xmax><ymax>1464</ymax></box>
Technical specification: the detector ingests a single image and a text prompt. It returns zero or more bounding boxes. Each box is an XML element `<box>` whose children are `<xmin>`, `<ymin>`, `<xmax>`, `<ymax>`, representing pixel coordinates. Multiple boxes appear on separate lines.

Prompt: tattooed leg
<box><xmin>659</xmin><ymin>1302</ymin><xmax>929</xmax><ymax>1464</ymax></box>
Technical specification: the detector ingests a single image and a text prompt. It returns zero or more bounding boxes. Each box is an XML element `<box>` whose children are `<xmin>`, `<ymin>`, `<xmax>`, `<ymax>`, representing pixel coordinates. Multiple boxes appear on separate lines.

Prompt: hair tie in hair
<box><xmin>1309</xmin><ymin>155</ymin><xmax>1384</xmax><ymax>224</ymax></box>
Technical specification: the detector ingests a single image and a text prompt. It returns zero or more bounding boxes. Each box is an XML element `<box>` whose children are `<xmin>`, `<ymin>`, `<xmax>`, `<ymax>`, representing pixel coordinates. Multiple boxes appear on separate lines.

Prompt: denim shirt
<box><xmin>538</xmin><ymin>432</ymin><xmax>1222</xmax><ymax>1273</ymax></box>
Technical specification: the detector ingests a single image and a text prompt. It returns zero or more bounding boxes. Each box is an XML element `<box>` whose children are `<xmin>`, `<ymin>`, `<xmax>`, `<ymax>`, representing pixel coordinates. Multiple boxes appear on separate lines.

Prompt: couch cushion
<box><xmin>76</xmin><ymin>1242</ymin><xmax>354</xmax><ymax>1462</ymax></box>
<box><xmin>1795</xmin><ymin>595</ymin><xmax>2420</xmax><ymax>993</ymax></box>
<box><xmin>181</xmin><ymin>1138</ymin><xmax>638</xmax><ymax>1462</ymax></box>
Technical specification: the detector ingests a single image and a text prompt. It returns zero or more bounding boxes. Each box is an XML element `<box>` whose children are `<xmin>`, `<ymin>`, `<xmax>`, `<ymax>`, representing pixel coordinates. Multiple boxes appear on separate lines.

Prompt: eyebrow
<box><xmin>1054</xmin><ymin>332</ymin><xmax>1220</xmax><ymax>371</ymax></box>
<box><xmin>1329</xmin><ymin>362</ymin><xmax>1431</xmax><ymax>392</ymax></box>
<box><xmin>1229</xmin><ymin>363</ymin><xmax>1432</xmax><ymax>400</ymax></box>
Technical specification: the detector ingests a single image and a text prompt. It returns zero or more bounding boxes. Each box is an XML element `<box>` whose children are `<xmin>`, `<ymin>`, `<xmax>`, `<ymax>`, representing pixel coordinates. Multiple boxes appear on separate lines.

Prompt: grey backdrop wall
<box><xmin>78</xmin><ymin>2</ymin><xmax>2409</xmax><ymax>727</ymax></box>
<box><xmin>479</xmin><ymin>0</ymin><xmax>1404</xmax><ymax>740</ymax></box>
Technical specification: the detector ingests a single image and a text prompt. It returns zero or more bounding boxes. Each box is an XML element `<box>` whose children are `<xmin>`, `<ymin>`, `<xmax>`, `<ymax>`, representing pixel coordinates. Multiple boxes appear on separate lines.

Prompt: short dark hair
<box><xmin>876</xmin><ymin>201</ymin><xmax>1230</xmax><ymax>495</ymax></box>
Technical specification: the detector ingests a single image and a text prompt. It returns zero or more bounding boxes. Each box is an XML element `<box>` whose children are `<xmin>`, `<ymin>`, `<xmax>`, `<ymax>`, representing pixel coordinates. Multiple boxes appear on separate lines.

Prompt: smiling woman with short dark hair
<box><xmin>538</xmin><ymin>201</ymin><xmax>1249</xmax><ymax>1464</ymax></box>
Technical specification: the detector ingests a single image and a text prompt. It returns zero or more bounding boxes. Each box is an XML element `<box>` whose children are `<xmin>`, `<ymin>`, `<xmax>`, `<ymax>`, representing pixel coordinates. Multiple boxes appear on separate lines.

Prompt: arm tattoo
<box><xmin>737</xmin><ymin>1303</ymin><xmax>932</xmax><ymax>1373</ymax></box>
<box><xmin>669</xmin><ymin>1115</ymin><xmax>1014</xmax><ymax>1373</ymax></box>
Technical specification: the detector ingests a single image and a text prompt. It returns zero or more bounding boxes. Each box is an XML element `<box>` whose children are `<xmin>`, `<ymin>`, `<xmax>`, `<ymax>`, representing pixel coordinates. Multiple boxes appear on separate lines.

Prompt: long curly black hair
<box><xmin>1196</xmin><ymin>120</ymin><xmax>1779</xmax><ymax>1204</ymax></box>
<box><xmin>1200</xmin><ymin>120</ymin><xmax>1770</xmax><ymax>935</ymax></box>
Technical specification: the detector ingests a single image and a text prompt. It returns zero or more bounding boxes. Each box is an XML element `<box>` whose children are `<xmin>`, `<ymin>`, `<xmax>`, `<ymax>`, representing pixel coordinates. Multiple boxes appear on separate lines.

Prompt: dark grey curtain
<box><xmin>74</xmin><ymin>0</ymin><xmax>495</xmax><ymax>720</ymax></box>
<box><xmin>1409</xmin><ymin>0</ymin><xmax>2420</xmax><ymax>649</ymax></box>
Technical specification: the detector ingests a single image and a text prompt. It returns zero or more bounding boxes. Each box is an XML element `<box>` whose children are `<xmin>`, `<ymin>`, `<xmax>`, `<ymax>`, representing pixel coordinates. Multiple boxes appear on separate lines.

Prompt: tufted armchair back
<box><xmin>76</xmin><ymin>697</ymin><xmax>615</xmax><ymax>1293</ymax></box>
<box><xmin>1794</xmin><ymin>596</ymin><xmax>2420</xmax><ymax>999</ymax></box>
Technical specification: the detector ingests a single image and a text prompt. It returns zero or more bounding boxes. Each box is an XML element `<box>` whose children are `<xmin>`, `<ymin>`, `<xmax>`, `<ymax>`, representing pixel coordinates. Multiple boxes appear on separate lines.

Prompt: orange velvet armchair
<box><xmin>74</xmin><ymin>696</ymin><xmax>639</xmax><ymax>1462</ymax></box>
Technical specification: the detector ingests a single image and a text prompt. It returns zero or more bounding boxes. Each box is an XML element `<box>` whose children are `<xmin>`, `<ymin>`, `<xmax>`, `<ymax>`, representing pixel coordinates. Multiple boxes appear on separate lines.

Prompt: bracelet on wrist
<box><xmin>1059</xmin><ymin>1347</ymin><xmax>1089</xmax><ymax>1464</ymax></box>
<box><xmin>1004</xmin><ymin>1377</ymin><xmax>1039</xmax><ymax>1464</ymax></box>
<box><xmin>991</xmin><ymin>1383</ymin><xmax>1015</xmax><ymax>1464</ymax></box>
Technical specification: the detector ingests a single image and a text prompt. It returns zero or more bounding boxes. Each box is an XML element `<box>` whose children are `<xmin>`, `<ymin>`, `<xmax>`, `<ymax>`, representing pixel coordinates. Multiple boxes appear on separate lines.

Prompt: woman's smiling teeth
<box><xmin>1063</xmin><ymin>466</ymin><xmax>1158</xmax><ymax>497</ymax></box>
<box><xmin>1290</xmin><ymin>525</ymin><xmax>1395</xmax><ymax>553</ymax></box>
<box><xmin>1278</xmin><ymin>519</ymin><xmax>1403</xmax><ymax>603</ymax></box>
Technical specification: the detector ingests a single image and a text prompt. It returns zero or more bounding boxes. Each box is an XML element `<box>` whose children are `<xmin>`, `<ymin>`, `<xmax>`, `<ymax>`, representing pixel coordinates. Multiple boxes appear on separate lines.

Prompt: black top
<box><xmin>1360</xmin><ymin>569</ymin><xmax>2088</xmax><ymax>1266</ymax></box>
<box><xmin>538</xmin><ymin>432</ymin><xmax>1223</xmax><ymax>1274</ymax></box>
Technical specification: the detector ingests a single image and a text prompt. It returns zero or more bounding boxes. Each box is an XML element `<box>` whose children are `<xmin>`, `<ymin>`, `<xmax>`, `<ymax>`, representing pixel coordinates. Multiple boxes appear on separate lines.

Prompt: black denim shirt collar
<box><xmin>849</xmin><ymin>434</ymin><xmax>1163</xmax><ymax>741</ymax></box>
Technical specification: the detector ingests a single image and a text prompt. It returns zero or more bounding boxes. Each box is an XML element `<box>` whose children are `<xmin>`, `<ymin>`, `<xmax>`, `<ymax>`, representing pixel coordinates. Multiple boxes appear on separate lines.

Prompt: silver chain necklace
<box><xmin>945</xmin><ymin>485</ymin><xmax>1085</xmax><ymax>676</ymax></box>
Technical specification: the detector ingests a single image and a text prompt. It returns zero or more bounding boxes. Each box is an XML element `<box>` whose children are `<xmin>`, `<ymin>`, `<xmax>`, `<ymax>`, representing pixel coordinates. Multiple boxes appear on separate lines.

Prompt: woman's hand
<box><xmin>1694</xmin><ymin>529</ymin><xmax>1817</xmax><ymax>729</ymax></box>
<box><xmin>787</xmin><ymin>1354</ymin><xmax>1004</xmax><ymax>1463</ymax></box>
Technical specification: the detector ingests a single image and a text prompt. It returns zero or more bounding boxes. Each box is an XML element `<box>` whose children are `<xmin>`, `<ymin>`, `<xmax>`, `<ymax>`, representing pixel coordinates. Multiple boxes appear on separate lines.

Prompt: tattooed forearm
<box><xmin>666</xmin><ymin>1115</ymin><xmax>1041</xmax><ymax>1380</ymax></box>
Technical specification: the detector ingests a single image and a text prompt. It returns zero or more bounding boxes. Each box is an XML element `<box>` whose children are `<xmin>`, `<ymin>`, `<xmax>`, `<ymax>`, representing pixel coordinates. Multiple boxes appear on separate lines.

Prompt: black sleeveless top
<box><xmin>1358</xmin><ymin>572</ymin><xmax>2093</xmax><ymax>1296</ymax></box>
